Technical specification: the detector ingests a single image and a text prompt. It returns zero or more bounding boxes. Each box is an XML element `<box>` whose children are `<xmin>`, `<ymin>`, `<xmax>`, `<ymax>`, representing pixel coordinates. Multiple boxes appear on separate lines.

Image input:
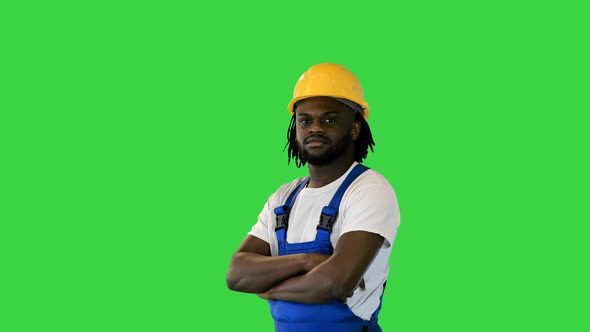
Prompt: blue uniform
<box><xmin>270</xmin><ymin>164</ymin><xmax>384</xmax><ymax>332</ymax></box>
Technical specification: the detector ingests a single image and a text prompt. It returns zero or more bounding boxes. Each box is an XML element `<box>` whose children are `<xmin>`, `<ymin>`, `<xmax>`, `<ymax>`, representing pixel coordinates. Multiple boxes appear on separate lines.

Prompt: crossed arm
<box><xmin>226</xmin><ymin>231</ymin><xmax>384</xmax><ymax>304</ymax></box>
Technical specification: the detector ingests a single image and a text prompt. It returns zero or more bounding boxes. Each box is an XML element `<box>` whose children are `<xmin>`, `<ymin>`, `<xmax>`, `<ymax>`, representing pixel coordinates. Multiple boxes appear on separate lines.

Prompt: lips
<box><xmin>305</xmin><ymin>136</ymin><xmax>329</xmax><ymax>147</ymax></box>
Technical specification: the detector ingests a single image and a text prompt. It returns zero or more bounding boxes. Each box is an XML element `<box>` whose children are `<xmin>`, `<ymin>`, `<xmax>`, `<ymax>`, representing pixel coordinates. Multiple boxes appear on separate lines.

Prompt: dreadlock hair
<box><xmin>285</xmin><ymin>108</ymin><xmax>375</xmax><ymax>168</ymax></box>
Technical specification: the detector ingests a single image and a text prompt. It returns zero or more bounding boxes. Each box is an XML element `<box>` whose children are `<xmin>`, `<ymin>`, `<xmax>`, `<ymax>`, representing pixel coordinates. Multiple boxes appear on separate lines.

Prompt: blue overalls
<box><xmin>270</xmin><ymin>164</ymin><xmax>384</xmax><ymax>332</ymax></box>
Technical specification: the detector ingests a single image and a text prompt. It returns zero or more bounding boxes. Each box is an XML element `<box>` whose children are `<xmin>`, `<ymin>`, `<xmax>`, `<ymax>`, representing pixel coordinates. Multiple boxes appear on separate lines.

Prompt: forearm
<box><xmin>262</xmin><ymin>267</ymin><xmax>353</xmax><ymax>304</ymax></box>
<box><xmin>261</xmin><ymin>231</ymin><xmax>384</xmax><ymax>303</ymax></box>
<box><xmin>226</xmin><ymin>252</ymin><xmax>308</xmax><ymax>294</ymax></box>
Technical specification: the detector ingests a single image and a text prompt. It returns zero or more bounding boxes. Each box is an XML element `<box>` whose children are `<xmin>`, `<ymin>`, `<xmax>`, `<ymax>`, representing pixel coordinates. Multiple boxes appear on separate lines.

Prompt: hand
<box><xmin>339</xmin><ymin>278</ymin><xmax>366</xmax><ymax>303</ymax></box>
<box><xmin>257</xmin><ymin>292</ymin><xmax>272</xmax><ymax>300</ymax></box>
<box><xmin>303</xmin><ymin>253</ymin><xmax>331</xmax><ymax>272</ymax></box>
<box><xmin>357</xmin><ymin>278</ymin><xmax>366</xmax><ymax>292</ymax></box>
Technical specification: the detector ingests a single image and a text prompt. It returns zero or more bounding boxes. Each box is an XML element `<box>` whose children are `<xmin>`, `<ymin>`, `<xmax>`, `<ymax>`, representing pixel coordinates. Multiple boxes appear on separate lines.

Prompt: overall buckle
<box><xmin>317</xmin><ymin>212</ymin><xmax>337</xmax><ymax>231</ymax></box>
<box><xmin>274</xmin><ymin>206</ymin><xmax>291</xmax><ymax>230</ymax></box>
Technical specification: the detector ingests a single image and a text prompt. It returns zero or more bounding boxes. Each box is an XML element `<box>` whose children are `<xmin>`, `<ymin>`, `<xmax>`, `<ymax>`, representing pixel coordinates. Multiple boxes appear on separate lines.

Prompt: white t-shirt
<box><xmin>249</xmin><ymin>162</ymin><xmax>401</xmax><ymax>320</ymax></box>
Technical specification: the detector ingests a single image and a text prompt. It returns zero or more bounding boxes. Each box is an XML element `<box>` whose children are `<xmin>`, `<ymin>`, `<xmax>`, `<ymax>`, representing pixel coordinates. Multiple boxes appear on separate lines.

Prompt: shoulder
<box><xmin>343</xmin><ymin>167</ymin><xmax>399</xmax><ymax>213</ymax></box>
<box><xmin>352</xmin><ymin>167</ymin><xmax>396</xmax><ymax>193</ymax></box>
<box><xmin>340</xmin><ymin>167</ymin><xmax>400</xmax><ymax>246</ymax></box>
<box><xmin>267</xmin><ymin>176</ymin><xmax>309</xmax><ymax>206</ymax></box>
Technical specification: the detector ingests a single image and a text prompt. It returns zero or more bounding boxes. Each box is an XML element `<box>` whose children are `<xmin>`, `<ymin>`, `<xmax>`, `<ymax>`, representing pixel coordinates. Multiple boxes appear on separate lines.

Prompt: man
<box><xmin>226</xmin><ymin>63</ymin><xmax>400</xmax><ymax>332</ymax></box>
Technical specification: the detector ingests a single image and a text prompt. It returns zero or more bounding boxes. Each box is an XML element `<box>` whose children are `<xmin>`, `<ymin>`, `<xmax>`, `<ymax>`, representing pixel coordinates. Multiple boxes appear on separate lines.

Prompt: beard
<box><xmin>297</xmin><ymin>133</ymin><xmax>353</xmax><ymax>166</ymax></box>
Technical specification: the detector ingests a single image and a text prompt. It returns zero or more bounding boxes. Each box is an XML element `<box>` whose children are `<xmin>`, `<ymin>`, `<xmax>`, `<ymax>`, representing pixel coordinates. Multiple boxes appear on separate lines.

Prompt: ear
<box><xmin>351</xmin><ymin>121</ymin><xmax>361</xmax><ymax>141</ymax></box>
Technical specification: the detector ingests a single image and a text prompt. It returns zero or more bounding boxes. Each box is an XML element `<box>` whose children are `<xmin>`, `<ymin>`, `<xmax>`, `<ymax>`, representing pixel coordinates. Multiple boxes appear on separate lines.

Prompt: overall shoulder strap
<box><xmin>318</xmin><ymin>164</ymin><xmax>370</xmax><ymax>232</ymax></box>
<box><xmin>274</xmin><ymin>177</ymin><xmax>310</xmax><ymax>231</ymax></box>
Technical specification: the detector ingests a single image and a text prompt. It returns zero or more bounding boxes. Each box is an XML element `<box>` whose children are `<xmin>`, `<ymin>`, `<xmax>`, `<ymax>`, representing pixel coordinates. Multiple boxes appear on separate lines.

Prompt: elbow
<box><xmin>226</xmin><ymin>274</ymin><xmax>262</xmax><ymax>293</ymax></box>
<box><xmin>226</xmin><ymin>279</ymin><xmax>242</xmax><ymax>292</ymax></box>
<box><xmin>226</xmin><ymin>264</ymin><xmax>245</xmax><ymax>292</ymax></box>
<box><xmin>226</xmin><ymin>272</ymin><xmax>250</xmax><ymax>292</ymax></box>
<box><xmin>226</xmin><ymin>257</ymin><xmax>240</xmax><ymax>291</ymax></box>
<box><xmin>226</xmin><ymin>258</ymin><xmax>259</xmax><ymax>293</ymax></box>
<box><xmin>226</xmin><ymin>272</ymin><xmax>238</xmax><ymax>291</ymax></box>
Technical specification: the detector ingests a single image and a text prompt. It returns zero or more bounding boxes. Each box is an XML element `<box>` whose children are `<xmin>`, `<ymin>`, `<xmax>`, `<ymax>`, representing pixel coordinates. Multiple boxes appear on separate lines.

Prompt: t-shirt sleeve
<box><xmin>340</xmin><ymin>181</ymin><xmax>400</xmax><ymax>248</ymax></box>
<box><xmin>247</xmin><ymin>179</ymin><xmax>305</xmax><ymax>245</ymax></box>
<box><xmin>248</xmin><ymin>194</ymin><xmax>275</xmax><ymax>244</ymax></box>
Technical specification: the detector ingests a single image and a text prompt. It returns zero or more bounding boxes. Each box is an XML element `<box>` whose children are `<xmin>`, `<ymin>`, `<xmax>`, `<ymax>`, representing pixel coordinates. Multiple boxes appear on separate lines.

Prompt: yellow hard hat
<box><xmin>288</xmin><ymin>63</ymin><xmax>370</xmax><ymax>119</ymax></box>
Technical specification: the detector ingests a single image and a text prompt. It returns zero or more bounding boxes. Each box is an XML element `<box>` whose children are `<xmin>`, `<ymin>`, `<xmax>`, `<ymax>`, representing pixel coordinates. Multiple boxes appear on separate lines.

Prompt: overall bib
<box><xmin>270</xmin><ymin>164</ymin><xmax>384</xmax><ymax>332</ymax></box>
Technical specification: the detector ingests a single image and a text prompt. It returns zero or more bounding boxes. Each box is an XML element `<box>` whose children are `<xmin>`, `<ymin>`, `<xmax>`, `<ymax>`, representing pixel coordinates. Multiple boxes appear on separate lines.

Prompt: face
<box><xmin>295</xmin><ymin>97</ymin><xmax>360</xmax><ymax>165</ymax></box>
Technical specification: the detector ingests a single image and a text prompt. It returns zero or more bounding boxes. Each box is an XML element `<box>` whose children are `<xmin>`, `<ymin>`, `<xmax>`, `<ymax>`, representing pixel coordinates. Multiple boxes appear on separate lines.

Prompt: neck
<box><xmin>306</xmin><ymin>153</ymin><xmax>355</xmax><ymax>188</ymax></box>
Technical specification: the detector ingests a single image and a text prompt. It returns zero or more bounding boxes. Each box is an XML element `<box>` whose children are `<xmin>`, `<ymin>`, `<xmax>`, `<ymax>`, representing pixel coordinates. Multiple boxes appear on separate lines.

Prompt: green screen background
<box><xmin>1</xmin><ymin>1</ymin><xmax>588</xmax><ymax>331</ymax></box>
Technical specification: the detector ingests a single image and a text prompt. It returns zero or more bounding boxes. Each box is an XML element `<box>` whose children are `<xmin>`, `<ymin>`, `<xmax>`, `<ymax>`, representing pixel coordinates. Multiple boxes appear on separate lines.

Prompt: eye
<box><xmin>323</xmin><ymin>118</ymin><xmax>336</xmax><ymax>125</ymax></box>
<box><xmin>298</xmin><ymin>119</ymin><xmax>312</xmax><ymax>126</ymax></box>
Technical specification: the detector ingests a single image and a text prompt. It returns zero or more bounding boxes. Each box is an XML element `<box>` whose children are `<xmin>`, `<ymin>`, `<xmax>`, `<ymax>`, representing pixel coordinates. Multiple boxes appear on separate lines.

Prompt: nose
<box><xmin>307</xmin><ymin>119</ymin><xmax>325</xmax><ymax>134</ymax></box>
